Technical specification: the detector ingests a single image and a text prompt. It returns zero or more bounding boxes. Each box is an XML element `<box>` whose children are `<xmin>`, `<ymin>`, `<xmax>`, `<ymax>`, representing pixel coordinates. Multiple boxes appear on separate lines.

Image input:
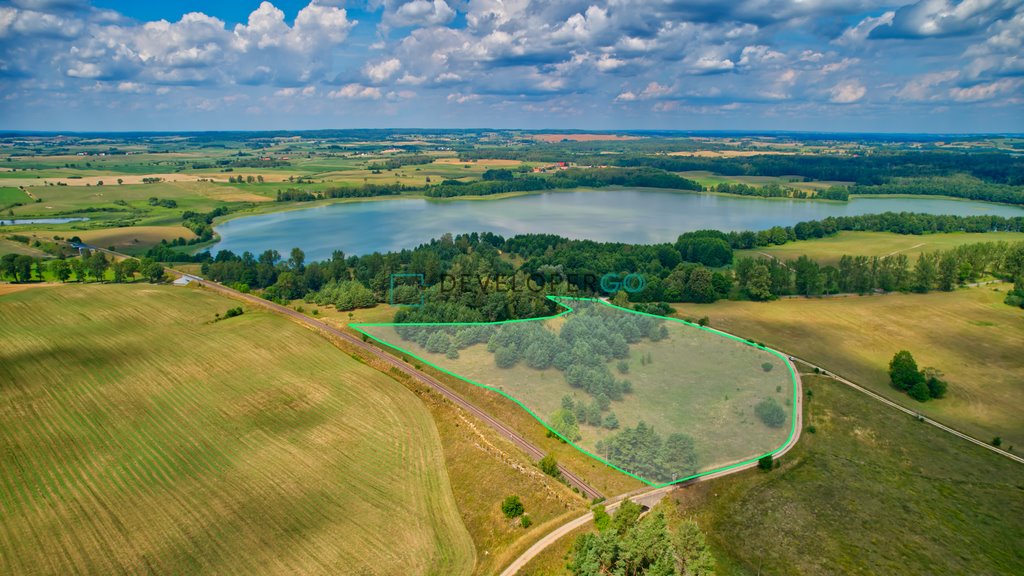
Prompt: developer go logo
<box><xmin>599</xmin><ymin>272</ymin><xmax>646</xmax><ymax>294</ymax></box>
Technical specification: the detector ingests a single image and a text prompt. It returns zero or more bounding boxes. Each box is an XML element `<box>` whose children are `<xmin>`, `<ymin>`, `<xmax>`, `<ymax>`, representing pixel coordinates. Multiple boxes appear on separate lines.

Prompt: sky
<box><xmin>0</xmin><ymin>0</ymin><xmax>1021</xmax><ymax>133</ymax></box>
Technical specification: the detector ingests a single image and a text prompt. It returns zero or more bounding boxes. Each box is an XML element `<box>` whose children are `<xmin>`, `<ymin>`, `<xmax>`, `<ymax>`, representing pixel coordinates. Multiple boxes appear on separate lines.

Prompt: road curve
<box><xmin>499</xmin><ymin>355</ymin><xmax>805</xmax><ymax>576</ymax></box>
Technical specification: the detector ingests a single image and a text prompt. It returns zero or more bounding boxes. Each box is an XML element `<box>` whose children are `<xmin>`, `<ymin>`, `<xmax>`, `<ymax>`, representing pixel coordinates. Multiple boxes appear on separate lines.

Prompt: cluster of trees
<box><xmin>305</xmin><ymin>279</ymin><xmax>376</xmax><ymax>311</ymax></box>
<box><xmin>227</xmin><ymin>175</ymin><xmax>265</xmax><ymax>184</ymax></box>
<box><xmin>675</xmin><ymin>230</ymin><xmax>733</xmax><ymax>266</ymax></box>
<box><xmin>210</xmin><ymin>157</ymin><xmax>290</xmax><ymax>169</ymax></box>
<box><xmin>147</xmin><ymin>197</ymin><xmax>177</xmax><ymax>208</ymax></box>
<box><xmin>570</xmin><ymin>500</ymin><xmax>715</xmax><ymax>576</ymax></box>
<box><xmin>889</xmin><ymin>350</ymin><xmax>947</xmax><ymax>402</ymax></box>
<box><xmin>613</xmin><ymin>150</ymin><xmax>1024</xmax><ymax>188</ymax></box>
<box><xmin>850</xmin><ymin>175</ymin><xmax>1024</xmax><ymax>206</ymax></box>
<box><xmin>0</xmin><ymin>253</ymin><xmax>44</xmax><ymax>282</ymax></box>
<box><xmin>423</xmin><ymin>167</ymin><xmax>701</xmax><ymax>198</ymax></box>
<box><xmin>1004</xmin><ymin>275</ymin><xmax>1024</xmax><ymax>309</ymax></box>
<box><xmin>596</xmin><ymin>422</ymin><xmax>699</xmax><ymax>484</ymax></box>
<box><xmin>365</xmin><ymin>154</ymin><xmax>434</xmax><ymax>171</ymax></box>
<box><xmin>478</xmin><ymin>304</ymin><xmax>666</xmax><ymax>405</ymax></box>
<box><xmin>714</xmin><ymin>182</ymin><xmax>850</xmax><ymax>201</ymax></box>
<box><xmin>449</xmin><ymin>148</ymin><xmax>1024</xmax><ymax>205</ymax></box>
<box><xmin>0</xmin><ymin>251</ymin><xmax>163</xmax><ymax>283</ymax></box>
<box><xmin>181</xmin><ymin>206</ymin><xmax>228</xmax><ymax>241</ymax></box>
<box><xmin>555</xmin><ymin>394</ymin><xmax>619</xmax><ymax>437</ymax></box>
<box><xmin>733</xmin><ymin>241</ymin><xmax>1024</xmax><ymax>300</ymax></box>
<box><xmin>275</xmin><ymin>183</ymin><xmax>414</xmax><ymax>202</ymax></box>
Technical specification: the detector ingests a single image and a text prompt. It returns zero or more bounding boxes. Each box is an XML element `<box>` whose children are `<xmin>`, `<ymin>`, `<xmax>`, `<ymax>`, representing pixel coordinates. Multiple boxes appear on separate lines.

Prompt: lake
<box><xmin>211</xmin><ymin>190</ymin><xmax>1024</xmax><ymax>260</ymax></box>
<box><xmin>0</xmin><ymin>217</ymin><xmax>88</xmax><ymax>225</ymax></box>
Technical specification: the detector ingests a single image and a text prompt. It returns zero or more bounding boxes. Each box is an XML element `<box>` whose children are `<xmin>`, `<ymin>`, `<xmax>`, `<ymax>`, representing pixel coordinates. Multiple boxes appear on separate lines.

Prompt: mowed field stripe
<box><xmin>0</xmin><ymin>284</ymin><xmax>475</xmax><ymax>575</ymax></box>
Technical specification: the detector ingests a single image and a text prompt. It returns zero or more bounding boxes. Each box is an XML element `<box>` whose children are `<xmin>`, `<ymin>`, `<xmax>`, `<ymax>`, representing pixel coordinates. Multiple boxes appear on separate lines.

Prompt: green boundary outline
<box><xmin>352</xmin><ymin>295</ymin><xmax>799</xmax><ymax>488</ymax></box>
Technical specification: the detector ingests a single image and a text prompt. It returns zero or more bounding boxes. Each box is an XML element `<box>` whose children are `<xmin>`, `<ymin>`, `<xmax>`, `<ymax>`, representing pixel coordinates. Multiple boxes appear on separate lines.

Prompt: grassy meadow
<box><xmin>520</xmin><ymin>376</ymin><xmax>1024</xmax><ymax>575</ymax></box>
<box><xmin>677</xmin><ymin>286</ymin><xmax>1024</xmax><ymax>450</ymax></box>
<box><xmin>360</xmin><ymin>309</ymin><xmax>795</xmax><ymax>482</ymax></box>
<box><xmin>0</xmin><ymin>283</ymin><xmax>475</xmax><ymax>575</ymax></box>
<box><xmin>737</xmin><ymin>230</ymin><xmax>1024</xmax><ymax>265</ymax></box>
<box><xmin>681</xmin><ymin>376</ymin><xmax>1024</xmax><ymax>575</ymax></box>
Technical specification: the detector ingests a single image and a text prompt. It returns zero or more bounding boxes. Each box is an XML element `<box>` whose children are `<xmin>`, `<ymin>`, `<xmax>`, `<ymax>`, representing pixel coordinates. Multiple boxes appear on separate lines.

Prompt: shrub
<box><xmin>992</xmin><ymin>437</ymin><xmax>1002</xmax><ymax>447</ymax></box>
<box><xmin>538</xmin><ymin>454</ymin><xmax>561</xmax><ymax>479</ymax></box>
<box><xmin>926</xmin><ymin>375</ymin><xmax>948</xmax><ymax>399</ymax></box>
<box><xmin>761</xmin><ymin>362</ymin><xmax>774</xmax><ymax>372</ymax></box>
<box><xmin>224</xmin><ymin>306</ymin><xmax>243</xmax><ymax>318</ymax></box>
<box><xmin>520</xmin><ymin>515</ymin><xmax>533</xmax><ymax>529</ymax></box>
<box><xmin>908</xmin><ymin>379</ymin><xmax>931</xmax><ymax>402</ymax></box>
<box><xmin>754</xmin><ymin>397</ymin><xmax>787</xmax><ymax>427</ymax></box>
<box><xmin>501</xmin><ymin>495</ymin><xmax>524</xmax><ymax>519</ymax></box>
<box><xmin>807</xmin><ymin>425</ymin><xmax>817</xmax><ymax>434</ymax></box>
<box><xmin>758</xmin><ymin>455</ymin><xmax>773</xmax><ymax>470</ymax></box>
<box><xmin>592</xmin><ymin>505</ymin><xmax>610</xmax><ymax>532</ymax></box>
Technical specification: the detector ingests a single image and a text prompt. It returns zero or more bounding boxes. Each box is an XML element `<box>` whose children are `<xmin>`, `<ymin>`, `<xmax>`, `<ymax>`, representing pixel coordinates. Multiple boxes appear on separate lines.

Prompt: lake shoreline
<box><xmin>208</xmin><ymin>188</ymin><xmax>1024</xmax><ymax>260</ymax></box>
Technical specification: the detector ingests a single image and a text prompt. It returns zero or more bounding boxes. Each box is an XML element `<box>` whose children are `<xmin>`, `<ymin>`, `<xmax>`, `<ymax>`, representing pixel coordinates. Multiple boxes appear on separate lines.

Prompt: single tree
<box><xmin>889</xmin><ymin>350</ymin><xmax>924</xmax><ymax>391</ymax></box>
<box><xmin>538</xmin><ymin>454</ymin><xmax>561</xmax><ymax>479</ymax></box>
<box><xmin>49</xmin><ymin>259</ymin><xmax>71</xmax><ymax>283</ymax></box>
<box><xmin>501</xmin><ymin>495</ymin><xmax>524</xmax><ymax>519</ymax></box>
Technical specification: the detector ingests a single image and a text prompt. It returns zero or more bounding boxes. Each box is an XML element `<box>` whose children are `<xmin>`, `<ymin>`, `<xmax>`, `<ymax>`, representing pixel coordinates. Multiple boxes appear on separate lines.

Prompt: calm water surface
<box><xmin>0</xmin><ymin>217</ymin><xmax>88</xmax><ymax>225</ymax></box>
<box><xmin>212</xmin><ymin>190</ymin><xmax>1024</xmax><ymax>260</ymax></box>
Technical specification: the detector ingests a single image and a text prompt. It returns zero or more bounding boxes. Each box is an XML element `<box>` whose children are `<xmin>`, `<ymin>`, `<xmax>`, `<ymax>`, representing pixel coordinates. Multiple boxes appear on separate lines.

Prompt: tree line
<box><xmin>182</xmin><ymin>212</ymin><xmax>1024</xmax><ymax>330</ymax></box>
<box><xmin>733</xmin><ymin>241</ymin><xmax>1023</xmax><ymax>301</ymax></box>
<box><xmin>0</xmin><ymin>250</ymin><xmax>164</xmax><ymax>283</ymax></box>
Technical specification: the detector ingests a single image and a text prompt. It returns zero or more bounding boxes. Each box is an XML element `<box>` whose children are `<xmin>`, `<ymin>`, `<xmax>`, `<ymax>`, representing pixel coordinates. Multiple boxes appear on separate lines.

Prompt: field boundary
<box><xmin>353</xmin><ymin>295</ymin><xmax>800</xmax><ymax>488</ymax></box>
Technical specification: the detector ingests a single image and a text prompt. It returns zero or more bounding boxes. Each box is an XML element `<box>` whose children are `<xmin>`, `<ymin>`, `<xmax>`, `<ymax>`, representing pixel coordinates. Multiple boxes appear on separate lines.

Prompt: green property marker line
<box><xmin>352</xmin><ymin>295</ymin><xmax>799</xmax><ymax>488</ymax></box>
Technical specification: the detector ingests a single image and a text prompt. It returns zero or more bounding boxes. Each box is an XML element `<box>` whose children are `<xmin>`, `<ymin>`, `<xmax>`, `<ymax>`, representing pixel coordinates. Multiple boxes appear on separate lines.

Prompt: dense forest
<box><xmin>272</xmin><ymin>166</ymin><xmax>702</xmax><ymax>202</ymax></box>
<box><xmin>449</xmin><ymin>149</ymin><xmax>1024</xmax><ymax>205</ymax></box>
<box><xmin>165</xmin><ymin>212</ymin><xmax>1024</xmax><ymax>331</ymax></box>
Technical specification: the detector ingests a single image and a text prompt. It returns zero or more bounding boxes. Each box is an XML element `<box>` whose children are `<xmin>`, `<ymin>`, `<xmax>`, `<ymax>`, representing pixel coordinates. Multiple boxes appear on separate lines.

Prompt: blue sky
<box><xmin>1</xmin><ymin>0</ymin><xmax>1021</xmax><ymax>132</ymax></box>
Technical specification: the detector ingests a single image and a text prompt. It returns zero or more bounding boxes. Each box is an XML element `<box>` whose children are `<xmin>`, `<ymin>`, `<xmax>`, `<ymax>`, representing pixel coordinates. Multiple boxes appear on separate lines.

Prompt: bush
<box><xmin>224</xmin><ymin>307</ymin><xmax>243</xmax><ymax>319</ymax></box>
<box><xmin>889</xmin><ymin>350</ymin><xmax>924</xmax><ymax>391</ymax></box>
<box><xmin>926</xmin><ymin>375</ymin><xmax>948</xmax><ymax>399</ymax></box>
<box><xmin>538</xmin><ymin>454</ymin><xmax>561</xmax><ymax>479</ymax></box>
<box><xmin>908</xmin><ymin>379</ymin><xmax>931</xmax><ymax>402</ymax></box>
<box><xmin>761</xmin><ymin>362</ymin><xmax>774</xmax><ymax>372</ymax></box>
<box><xmin>992</xmin><ymin>437</ymin><xmax>1002</xmax><ymax>447</ymax></box>
<box><xmin>501</xmin><ymin>495</ymin><xmax>524</xmax><ymax>519</ymax></box>
<box><xmin>758</xmin><ymin>455</ymin><xmax>773</xmax><ymax>470</ymax></box>
<box><xmin>754</xmin><ymin>397</ymin><xmax>787</xmax><ymax>427</ymax></box>
<box><xmin>494</xmin><ymin>346</ymin><xmax>518</xmax><ymax>368</ymax></box>
<box><xmin>520</xmin><ymin>515</ymin><xmax>533</xmax><ymax>529</ymax></box>
<box><xmin>807</xmin><ymin>425</ymin><xmax>817</xmax><ymax>434</ymax></box>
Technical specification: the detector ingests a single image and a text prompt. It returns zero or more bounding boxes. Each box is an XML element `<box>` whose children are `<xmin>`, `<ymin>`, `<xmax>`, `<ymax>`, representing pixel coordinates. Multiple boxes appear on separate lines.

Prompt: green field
<box><xmin>0</xmin><ymin>186</ymin><xmax>28</xmax><ymax>204</ymax></box>
<box><xmin>682</xmin><ymin>376</ymin><xmax>1024</xmax><ymax>575</ymax></box>
<box><xmin>738</xmin><ymin>230</ymin><xmax>1024</xmax><ymax>265</ymax></box>
<box><xmin>678</xmin><ymin>286</ymin><xmax>1024</xmax><ymax>450</ymax></box>
<box><xmin>523</xmin><ymin>376</ymin><xmax>1024</xmax><ymax>575</ymax></box>
<box><xmin>0</xmin><ymin>284</ymin><xmax>474</xmax><ymax>575</ymax></box>
<box><xmin>0</xmin><ymin>237</ymin><xmax>51</xmax><ymax>258</ymax></box>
